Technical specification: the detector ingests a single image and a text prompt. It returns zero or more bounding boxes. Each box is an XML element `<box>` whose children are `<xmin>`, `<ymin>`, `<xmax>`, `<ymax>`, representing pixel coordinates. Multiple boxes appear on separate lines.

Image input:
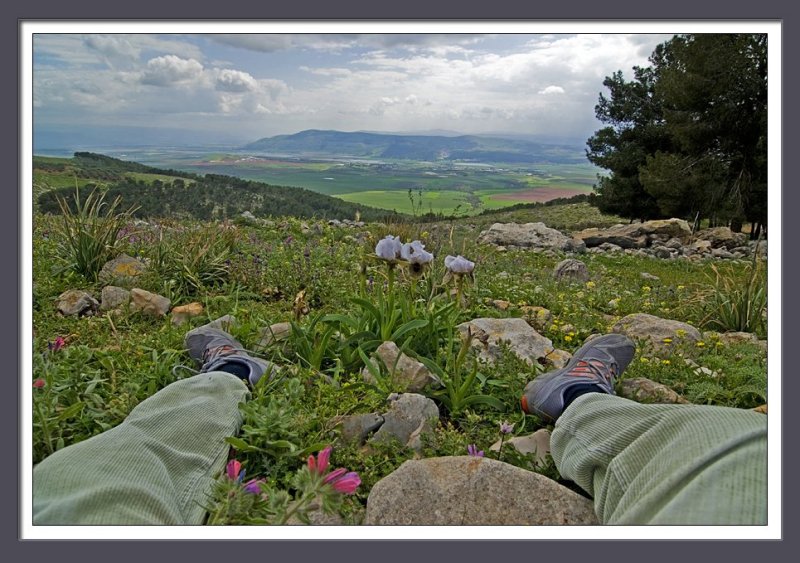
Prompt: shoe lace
<box><xmin>567</xmin><ymin>359</ymin><xmax>618</xmax><ymax>384</ymax></box>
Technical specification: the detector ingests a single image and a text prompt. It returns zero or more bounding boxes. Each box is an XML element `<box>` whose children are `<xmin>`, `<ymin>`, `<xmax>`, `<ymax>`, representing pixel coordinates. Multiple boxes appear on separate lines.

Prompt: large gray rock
<box><xmin>553</xmin><ymin>258</ymin><xmax>590</xmax><ymax>283</ymax></box>
<box><xmin>129</xmin><ymin>288</ymin><xmax>171</xmax><ymax>317</ymax></box>
<box><xmin>611</xmin><ymin>313</ymin><xmax>702</xmax><ymax>354</ymax></box>
<box><xmin>57</xmin><ymin>289</ymin><xmax>99</xmax><ymax>317</ymax></box>
<box><xmin>256</xmin><ymin>322</ymin><xmax>292</xmax><ymax>350</ymax></box>
<box><xmin>369</xmin><ymin>393</ymin><xmax>439</xmax><ymax>452</ymax></box>
<box><xmin>619</xmin><ymin>377</ymin><xmax>690</xmax><ymax>404</ymax></box>
<box><xmin>477</xmin><ymin>222</ymin><xmax>575</xmax><ymax>251</ymax></box>
<box><xmin>365</xmin><ymin>456</ymin><xmax>597</xmax><ymax>525</ymax></box>
<box><xmin>573</xmin><ymin>219</ymin><xmax>692</xmax><ymax>249</ymax></box>
<box><xmin>694</xmin><ymin>227</ymin><xmax>748</xmax><ymax>250</ymax></box>
<box><xmin>98</xmin><ymin>254</ymin><xmax>148</xmax><ymax>288</ymax></box>
<box><xmin>457</xmin><ymin>317</ymin><xmax>556</xmax><ymax>366</ymax></box>
<box><xmin>100</xmin><ymin>286</ymin><xmax>130</xmax><ymax>311</ymax></box>
<box><xmin>333</xmin><ymin>413</ymin><xmax>385</xmax><ymax>445</ymax></box>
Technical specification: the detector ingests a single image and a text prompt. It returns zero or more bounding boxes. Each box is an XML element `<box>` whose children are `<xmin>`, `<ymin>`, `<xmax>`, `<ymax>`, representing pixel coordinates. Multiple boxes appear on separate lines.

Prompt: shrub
<box><xmin>701</xmin><ymin>257</ymin><xmax>767</xmax><ymax>337</ymax></box>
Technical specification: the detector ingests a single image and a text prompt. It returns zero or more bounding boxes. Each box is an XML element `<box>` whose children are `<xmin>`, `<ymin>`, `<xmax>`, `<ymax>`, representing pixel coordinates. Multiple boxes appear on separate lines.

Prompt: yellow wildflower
<box><xmin>642</xmin><ymin>286</ymin><xmax>651</xmax><ymax>293</ymax></box>
<box><xmin>677</xmin><ymin>285</ymin><xmax>685</xmax><ymax>290</ymax></box>
<box><xmin>586</xmin><ymin>281</ymin><xmax>596</xmax><ymax>289</ymax></box>
<box><xmin>696</xmin><ymin>341</ymin><xmax>706</xmax><ymax>348</ymax></box>
<box><xmin>662</xmin><ymin>337</ymin><xmax>673</xmax><ymax>344</ymax></box>
<box><xmin>676</xmin><ymin>329</ymin><xmax>686</xmax><ymax>338</ymax></box>
<box><xmin>564</xmin><ymin>335</ymin><xmax>573</xmax><ymax>343</ymax></box>
<box><xmin>662</xmin><ymin>359</ymin><xmax>671</xmax><ymax>365</ymax></box>
<box><xmin>640</xmin><ymin>357</ymin><xmax>650</xmax><ymax>363</ymax></box>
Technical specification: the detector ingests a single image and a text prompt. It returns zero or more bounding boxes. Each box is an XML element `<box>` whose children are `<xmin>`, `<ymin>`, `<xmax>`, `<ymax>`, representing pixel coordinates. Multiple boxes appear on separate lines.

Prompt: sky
<box><xmin>32</xmin><ymin>30</ymin><xmax>674</xmax><ymax>148</ymax></box>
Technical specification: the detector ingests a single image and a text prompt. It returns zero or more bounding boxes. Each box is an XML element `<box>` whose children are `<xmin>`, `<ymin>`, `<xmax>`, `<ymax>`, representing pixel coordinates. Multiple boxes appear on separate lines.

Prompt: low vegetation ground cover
<box><xmin>31</xmin><ymin>191</ymin><xmax>768</xmax><ymax>524</ymax></box>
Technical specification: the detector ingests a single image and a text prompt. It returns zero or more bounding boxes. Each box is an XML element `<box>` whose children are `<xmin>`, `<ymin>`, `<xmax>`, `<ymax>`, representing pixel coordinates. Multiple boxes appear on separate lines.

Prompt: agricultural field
<box><xmin>127</xmin><ymin>151</ymin><xmax>599</xmax><ymax>215</ymax></box>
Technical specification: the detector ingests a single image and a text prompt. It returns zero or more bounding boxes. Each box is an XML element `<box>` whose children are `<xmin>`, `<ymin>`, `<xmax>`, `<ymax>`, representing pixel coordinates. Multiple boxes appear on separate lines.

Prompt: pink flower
<box><xmin>33</xmin><ymin>378</ymin><xmax>46</xmax><ymax>389</ymax></box>
<box><xmin>48</xmin><ymin>336</ymin><xmax>66</xmax><ymax>352</ymax></box>
<box><xmin>307</xmin><ymin>446</ymin><xmax>332</xmax><ymax>475</ymax></box>
<box><xmin>226</xmin><ymin>459</ymin><xmax>243</xmax><ymax>481</ymax></box>
<box><xmin>325</xmin><ymin>471</ymin><xmax>361</xmax><ymax>495</ymax></box>
<box><xmin>467</xmin><ymin>444</ymin><xmax>484</xmax><ymax>457</ymax></box>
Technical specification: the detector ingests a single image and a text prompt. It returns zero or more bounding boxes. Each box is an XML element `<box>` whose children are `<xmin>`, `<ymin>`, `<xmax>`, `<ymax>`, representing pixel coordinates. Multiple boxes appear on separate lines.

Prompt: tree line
<box><xmin>586</xmin><ymin>34</ymin><xmax>767</xmax><ymax>238</ymax></box>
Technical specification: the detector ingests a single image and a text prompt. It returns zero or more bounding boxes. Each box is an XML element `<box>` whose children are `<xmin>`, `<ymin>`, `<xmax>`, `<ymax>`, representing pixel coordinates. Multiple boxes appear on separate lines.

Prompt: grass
<box><xmin>31</xmin><ymin>200</ymin><xmax>768</xmax><ymax>524</ymax></box>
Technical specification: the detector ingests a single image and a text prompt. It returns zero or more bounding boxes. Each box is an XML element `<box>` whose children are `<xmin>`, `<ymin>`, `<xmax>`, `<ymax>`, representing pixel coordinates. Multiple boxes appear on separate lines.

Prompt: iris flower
<box><xmin>375</xmin><ymin>235</ymin><xmax>403</xmax><ymax>262</ymax></box>
<box><xmin>444</xmin><ymin>255</ymin><xmax>475</xmax><ymax>274</ymax></box>
<box><xmin>467</xmin><ymin>444</ymin><xmax>484</xmax><ymax>457</ymax></box>
<box><xmin>401</xmin><ymin>240</ymin><xmax>434</xmax><ymax>275</ymax></box>
<box><xmin>500</xmin><ymin>421</ymin><xmax>514</xmax><ymax>434</ymax></box>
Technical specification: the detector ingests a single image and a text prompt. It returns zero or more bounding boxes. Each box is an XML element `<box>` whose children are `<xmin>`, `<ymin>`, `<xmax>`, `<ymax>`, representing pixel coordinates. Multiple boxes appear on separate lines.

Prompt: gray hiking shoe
<box><xmin>521</xmin><ymin>334</ymin><xmax>635</xmax><ymax>422</ymax></box>
<box><xmin>185</xmin><ymin>321</ymin><xmax>276</xmax><ymax>386</ymax></box>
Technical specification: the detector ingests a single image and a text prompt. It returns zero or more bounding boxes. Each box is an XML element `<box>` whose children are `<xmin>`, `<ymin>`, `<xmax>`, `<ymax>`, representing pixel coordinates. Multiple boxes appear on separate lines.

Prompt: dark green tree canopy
<box><xmin>586</xmin><ymin>34</ymin><xmax>767</xmax><ymax>235</ymax></box>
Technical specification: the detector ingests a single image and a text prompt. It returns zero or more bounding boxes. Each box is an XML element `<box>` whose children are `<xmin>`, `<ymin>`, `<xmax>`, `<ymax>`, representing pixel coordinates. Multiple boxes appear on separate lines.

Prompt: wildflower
<box><xmin>696</xmin><ymin>341</ymin><xmax>706</xmax><ymax>348</ymax></box>
<box><xmin>640</xmin><ymin>357</ymin><xmax>650</xmax><ymax>363</ymax></box>
<box><xmin>307</xmin><ymin>445</ymin><xmax>332</xmax><ymax>475</ymax></box>
<box><xmin>33</xmin><ymin>378</ymin><xmax>46</xmax><ymax>388</ymax></box>
<box><xmin>676</xmin><ymin>329</ymin><xmax>687</xmax><ymax>338</ymax></box>
<box><xmin>661</xmin><ymin>359</ymin><xmax>671</xmax><ymax>365</ymax></box>
<box><xmin>467</xmin><ymin>444</ymin><xmax>484</xmax><ymax>457</ymax></box>
<box><xmin>662</xmin><ymin>337</ymin><xmax>673</xmax><ymax>344</ymax></box>
<box><xmin>324</xmin><ymin>470</ymin><xmax>361</xmax><ymax>495</ymax></box>
<box><xmin>444</xmin><ymin>255</ymin><xmax>475</xmax><ymax>274</ymax></box>
<box><xmin>243</xmin><ymin>478</ymin><xmax>265</xmax><ymax>495</ymax></box>
<box><xmin>642</xmin><ymin>286</ymin><xmax>651</xmax><ymax>293</ymax></box>
<box><xmin>586</xmin><ymin>281</ymin><xmax>596</xmax><ymax>289</ymax></box>
<box><xmin>550</xmin><ymin>324</ymin><xmax>559</xmax><ymax>331</ymax></box>
<box><xmin>500</xmin><ymin>421</ymin><xmax>514</xmax><ymax>434</ymax></box>
<box><xmin>226</xmin><ymin>459</ymin><xmax>244</xmax><ymax>482</ymax></box>
<box><xmin>401</xmin><ymin>240</ymin><xmax>434</xmax><ymax>275</ymax></box>
<box><xmin>564</xmin><ymin>335</ymin><xmax>573</xmax><ymax>343</ymax></box>
<box><xmin>48</xmin><ymin>336</ymin><xmax>66</xmax><ymax>352</ymax></box>
<box><xmin>375</xmin><ymin>235</ymin><xmax>402</xmax><ymax>262</ymax></box>
<box><xmin>677</xmin><ymin>285</ymin><xmax>685</xmax><ymax>290</ymax></box>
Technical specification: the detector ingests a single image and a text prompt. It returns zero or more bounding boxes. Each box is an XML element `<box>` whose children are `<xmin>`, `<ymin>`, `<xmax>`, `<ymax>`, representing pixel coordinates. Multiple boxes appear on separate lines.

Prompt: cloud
<box><xmin>141</xmin><ymin>55</ymin><xmax>204</xmax><ymax>86</ymax></box>
<box><xmin>210</xmin><ymin>33</ymin><xmax>490</xmax><ymax>53</ymax></box>
<box><xmin>215</xmin><ymin>68</ymin><xmax>258</xmax><ymax>92</ymax></box>
<box><xmin>83</xmin><ymin>35</ymin><xmax>140</xmax><ymax>67</ymax></box>
<box><xmin>539</xmin><ymin>85</ymin><xmax>565</xmax><ymax>95</ymax></box>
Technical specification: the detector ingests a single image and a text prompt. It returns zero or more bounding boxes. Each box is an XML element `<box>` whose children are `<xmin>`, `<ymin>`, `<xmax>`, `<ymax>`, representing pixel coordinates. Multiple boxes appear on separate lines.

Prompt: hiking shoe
<box><xmin>521</xmin><ymin>334</ymin><xmax>635</xmax><ymax>422</ymax></box>
<box><xmin>185</xmin><ymin>321</ymin><xmax>276</xmax><ymax>386</ymax></box>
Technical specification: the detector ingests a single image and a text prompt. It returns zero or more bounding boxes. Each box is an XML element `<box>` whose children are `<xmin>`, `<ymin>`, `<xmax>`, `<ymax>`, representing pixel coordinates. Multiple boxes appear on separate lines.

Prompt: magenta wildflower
<box><xmin>326</xmin><ymin>471</ymin><xmax>361</xmax><ymax>495</ymax></box>
<box><xmin>226</xmin><ymin>459</ymin><xmax>243</xmax><ymax>481</ymax></box>
<box><xmin>33</xmin><ymin>378</ymin><xmax>46</xmax><ymax>389</ymax></box>
<box><xmin>48</xmin><ymin>336</ymin><xmax>66</xmax><ymax>352</ymax></box>
<box><xmin>467</xmin><ymin>444</ymin><xmax>484</xmax><ymax>457</ymax></box>
<box><xmin>243</xmin><ymin>478</ymin><xmax>265</xmax><ymax>495</ymax></box>
<box><xmin>307</xmin><ymin>446</ymin><xmax>332</xmax><ymax>475</ymax></box>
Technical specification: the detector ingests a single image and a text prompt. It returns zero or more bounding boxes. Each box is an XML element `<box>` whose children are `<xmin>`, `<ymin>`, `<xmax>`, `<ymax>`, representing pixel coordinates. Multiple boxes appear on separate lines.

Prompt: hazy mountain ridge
<box><xmin>244</xmin><ymin>130</ymin><xmax>586</xmax><ymax>164</ymax></box>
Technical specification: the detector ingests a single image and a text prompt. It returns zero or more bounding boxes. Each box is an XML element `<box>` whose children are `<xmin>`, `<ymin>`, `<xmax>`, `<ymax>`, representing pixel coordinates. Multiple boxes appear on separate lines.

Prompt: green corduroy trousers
<box><xmin>33</xmin><ymin>375</ymin><xmax>767</xmax><ymax>526</ymax></box>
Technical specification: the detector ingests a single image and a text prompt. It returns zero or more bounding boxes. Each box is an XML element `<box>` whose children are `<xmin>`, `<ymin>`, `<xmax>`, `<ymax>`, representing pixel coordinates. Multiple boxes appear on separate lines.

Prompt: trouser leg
<box><xmin>550</xmin><ymin>393</ymin><xmax>768</xmax><ymax>525</ymax></box>
<box><xmin>33</xmin><ymin>372</ymin><xmax>249</xmax><ymax>525</ymax></box>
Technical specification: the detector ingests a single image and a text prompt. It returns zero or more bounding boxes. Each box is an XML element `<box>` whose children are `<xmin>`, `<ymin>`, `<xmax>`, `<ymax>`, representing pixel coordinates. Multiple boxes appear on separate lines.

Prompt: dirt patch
<box><xmin>492</xmin><ymin>187</ymin><xmax>590</xmax><ymax>203</ymax></box>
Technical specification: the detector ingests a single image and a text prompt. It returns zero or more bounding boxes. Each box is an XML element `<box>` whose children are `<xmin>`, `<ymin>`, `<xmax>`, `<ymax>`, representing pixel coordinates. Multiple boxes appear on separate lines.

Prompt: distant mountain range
<box><xmin>243</xmin><ymin>129</ymin><xmax>586</xmax><ymax>164</ymax></box>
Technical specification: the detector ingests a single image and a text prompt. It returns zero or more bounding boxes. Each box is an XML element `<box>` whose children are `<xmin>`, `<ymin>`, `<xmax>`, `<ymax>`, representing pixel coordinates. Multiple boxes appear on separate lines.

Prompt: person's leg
<box><xmin>33</xmin><ymin>318</ymin><xmax>276</xmax><ymax>525</ymax></box>
<box><xmin>550</xmin><ymin>393</ymin><xmax>767</xmax><ymax>525</ymax></box>
<box><xmin>33</xmin><ymin>371</ymin><xmax>250</xmax><ymax>525</ymax></box>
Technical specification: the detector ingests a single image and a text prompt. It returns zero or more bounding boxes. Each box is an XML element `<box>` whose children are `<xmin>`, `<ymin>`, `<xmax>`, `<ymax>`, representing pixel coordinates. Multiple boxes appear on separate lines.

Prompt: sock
<box><xmin>217</xmin><ymin>360</ymin><xmax>251</xmax><ymax>382</ymax></box>
<box><xmin>563</xmin><ymin>383</ymin><xmax>606</xmax><ymax>411</ymax></box>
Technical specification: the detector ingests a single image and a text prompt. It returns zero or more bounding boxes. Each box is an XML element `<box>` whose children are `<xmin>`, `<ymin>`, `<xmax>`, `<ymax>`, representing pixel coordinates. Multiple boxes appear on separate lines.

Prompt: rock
<box><xmin>553</xmin><ymin>259</ymin><xmax>590</xmax><ymax>283</ymax></box>
<box><xmin>363</xmin><ymin>341</ymin><xmax>441</xmax><ymax>392</ymax></box>
<box><xmin>611</xmin><ymin>313</ymin><xmax>702</xmax><ymax>354</ymax></box>
<box><xmin>619</xmin><ymin>378</ymin><xmax>690</xmax><ymax>404</ymax></box>
<box><xmin>690</xmin><ymin>240</ymin><xmax>713</xmax><ymax>254</ymax></box>
<box><xmin>477</xmin><ymin>222</ymin><xmax>574</xmax><ymax>251</ymax></box>
<box><xmin>653</xmin><ymin>246</ymin><xmax>673</xmax><ymax>259</ymax></box>
<box><xmin>490</xmin><ymin>429</ymin><xmax>552</xmax><ymax>468</ymax></box>
<box><xmin>171</xmin><ymin>302</ymin><xmax>204</xmax><ymax>326</ymax></box>
<box><xmin>57</xmin><ymin>289</ymin><xmax>99</xmax><ymax>317</ymax></box>
<box><xmin>365</xmin><ymin>457</ymin><xmax>597</xmax><ymax>525</ymax></box>
<box><xmin>99</xmin><ymin>286</ymin><xmax>130</xmax><ymax>311</ymax></box>
<box><xmin>333</xmin><ymin>413</ymin><xmax>385</xmax><ymax>445</ymax></box>
<box><xmin>369</xmin><ymin>393</ymin><xmax>439</xmax><ymax>452</ymax></box>
<box><xmin>129</xmin><ymin>288</ymin><xmax>171</xmax><ymax>317</ymax></box>
<box><xmin>711</xmin><ymin>248</ymin><xmax>735</xmax><ymax>260</ymax></box>
<box><xmin>492</xmin><ymin>299</ymin><xmax>512</xmax><ymax>311</ymax></box>
<box><xmin>98</xmin><ymin>254</ymin><xmax>148</xmax><ymax>288</ymax></box>
<box><xmin>640</xmin><ymin>272</ymin><xmax>660</xmax><ymax>281</ymax></box>
<box><xmin>544</xmin><ymin>349</ymin><xmax>571</xmax><ymax>369</ymax></box>
<box><xmin>695</xmin><ymin>227</ymin><xmax>748</xmax><ymax>250</ymax></box>
<box><xmin>256</xmin><ymin>322</ymin><xmax>293</xmax><ymax>349</ymax></box>
<box><xmin>598</xmin><ymin>242</ymin><xmax>624</xmax><ymax>252</ymax></box>
<box><xmin>753</xmin><ymin>404</ymin><xmax>767</xmax><ymax>414</ymax></box>
<box><xmin>457</xmin><ymin>318</ymin><xmax>555</xmax><ymax>366</ymax></box>
<box><xmin>240</xmin><ymin>210</ymin><xmax>257</xmax><ymax>221</ymax></box>
<box><xmin>665</xmin><ymin>237</ymin><xmax>684</xmax><ymax>250</ymax></box>
<box><xmin>520</xmin><ymin>306</ymin><xmax>553</xmax><ymax>331</ymax></box>
<box><xmin>573</xmin><ymin>218</ymin><xmax>692</xmax><ymax>249</ymax></box>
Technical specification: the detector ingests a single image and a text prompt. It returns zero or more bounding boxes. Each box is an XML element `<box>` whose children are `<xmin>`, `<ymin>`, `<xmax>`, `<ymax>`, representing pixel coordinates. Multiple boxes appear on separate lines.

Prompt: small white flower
<box><xmin>401</xmin><ymin>240</ymin><xmax>434</xmax><ymax>264</ymax></box>
<box><xmin>444</xmin><ymin>255</ymin><xmax>475</xmax><ymax>274</ymax></box>
<box><xmin>375</xmin><ymin>235</ymin><xmax>402</xmax><ymax>261</ymax></box>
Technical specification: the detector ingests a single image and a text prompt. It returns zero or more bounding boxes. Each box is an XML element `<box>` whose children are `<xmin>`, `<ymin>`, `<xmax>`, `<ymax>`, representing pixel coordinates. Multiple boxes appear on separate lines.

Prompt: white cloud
<box><xmin>539</xmin><ymin>85</ymin><xmax>565</xmax><ymax>95</ymax></box>
<box><xmin>215</xmin><ymin>68</ymin><xmax>258</xmax><ymax>92</ymax></box>
<box><xmin>141</xmin><ymin>55</ymin><xmax>204</xmax><ymax>86</ymax></box>
<box><xmin>83</xmin><ymin>35</ymin><xmax>140</xmax><ymax>68</ymax></box>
